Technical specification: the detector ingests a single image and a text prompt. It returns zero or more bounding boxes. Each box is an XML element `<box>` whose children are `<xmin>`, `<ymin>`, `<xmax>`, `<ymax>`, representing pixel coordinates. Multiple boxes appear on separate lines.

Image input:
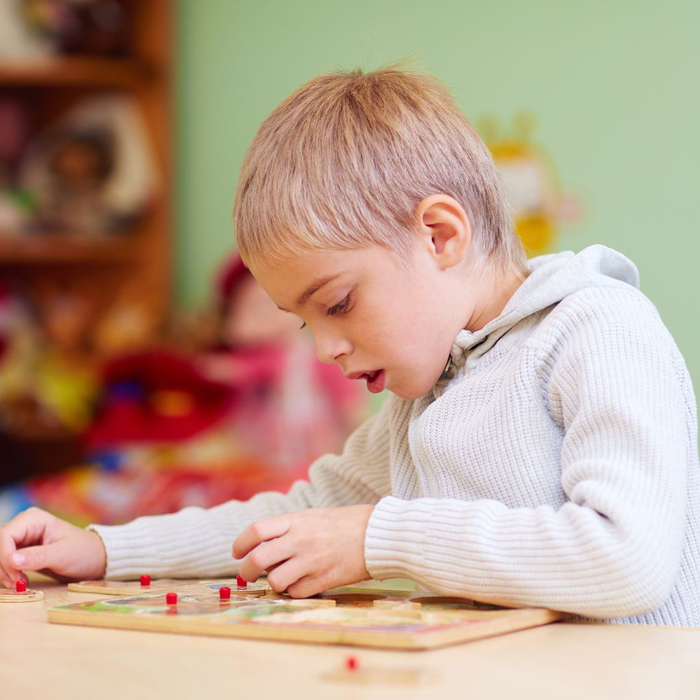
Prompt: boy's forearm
<box><xmin>89</xmin><ymin>435</ymin><xmax>388</xmax><ymax>579</ymax></box>
<box><xmin>88</xmin><ymin>487</ymin><xmax>318</xmax><ymax>580</ymax></box>
<box><xmin>365</xmin><ymin>486</ymin><xmax>684</xmax><ymax>619</ymax></box>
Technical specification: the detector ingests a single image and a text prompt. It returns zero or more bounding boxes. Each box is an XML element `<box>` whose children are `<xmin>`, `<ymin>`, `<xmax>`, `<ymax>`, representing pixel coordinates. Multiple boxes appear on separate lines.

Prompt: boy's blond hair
<box><xmin>233</xmin><ymin>66</ymin><xmax>527</xmax><ymax>274</ymax></box>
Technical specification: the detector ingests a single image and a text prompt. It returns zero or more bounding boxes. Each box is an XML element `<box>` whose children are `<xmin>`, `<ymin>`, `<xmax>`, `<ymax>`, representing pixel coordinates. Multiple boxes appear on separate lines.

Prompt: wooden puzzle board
<box><xmin>49</xmin><ymin>579</ymin><xmax>566</xmax><ymax>650</ymax></box>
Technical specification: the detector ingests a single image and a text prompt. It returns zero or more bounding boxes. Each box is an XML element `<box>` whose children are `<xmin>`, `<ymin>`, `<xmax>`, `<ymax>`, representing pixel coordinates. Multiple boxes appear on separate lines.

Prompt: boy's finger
<box><xmin>0</xmin><ymin>562</ymin><xmax>23</xmax><ymax>587</ymax></box>
<box><xmin>0</xmin><ymin>509</ymin><xmax>53</xmax><ymax>576</ymax></box>
<box><xmin>232</xmin><ymin>516</ymin><xmax>291</xmax><ymax>560</ymax></box>
<box><xmin>238</xmin><ymin>538</ymin><xmax>292</xmax><ymax>582</ymax></box>
<box><xmin>0</xmin><ymin>562</ymin><xmax>13</xmax><ymax>588</ymax></box>
<box><xmin>264</xmin><ymin>558</ymin><xmax>309</xmax><ymax>594</ymax></box>
<box><xmin>11</xmin><ymin>543</ymin><xmax>61</xmax><ymax>573</ymax></box>
<box><xmin>286</xmin><ymin>574</ymin><xmax>325</xmax><ymax>599</ymax></box>
<box><xmin>4</xmin><ymin>508</ymin><xmax>51</xmax><ymax>548</ymax></box>
<box><xmin>0</xmin><ymin>531</ymin><xmax>18</xmax><ymax>578</ymax></box>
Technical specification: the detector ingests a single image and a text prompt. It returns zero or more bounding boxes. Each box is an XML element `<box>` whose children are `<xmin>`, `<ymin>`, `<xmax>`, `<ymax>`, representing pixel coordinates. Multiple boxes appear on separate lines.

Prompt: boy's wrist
<box><xmin>85</xmin><ymin>529</ymin><xmax>108</xmax><ymax>580</ymax></box>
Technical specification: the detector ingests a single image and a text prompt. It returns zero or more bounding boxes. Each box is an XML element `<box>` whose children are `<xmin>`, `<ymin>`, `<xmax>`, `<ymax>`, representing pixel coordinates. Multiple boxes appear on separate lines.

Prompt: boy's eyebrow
<box><xmin>294</xmin><ymin>274</ymin><xmax>341</xmax><ymax>308</ymax></box>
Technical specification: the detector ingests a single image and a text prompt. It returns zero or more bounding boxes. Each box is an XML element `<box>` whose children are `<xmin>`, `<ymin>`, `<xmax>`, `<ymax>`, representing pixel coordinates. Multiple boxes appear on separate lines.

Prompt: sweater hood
<box><xmin>448</xmin><ymin>245</ymin><xmax>640</xmax><ymax>370</ymax></box>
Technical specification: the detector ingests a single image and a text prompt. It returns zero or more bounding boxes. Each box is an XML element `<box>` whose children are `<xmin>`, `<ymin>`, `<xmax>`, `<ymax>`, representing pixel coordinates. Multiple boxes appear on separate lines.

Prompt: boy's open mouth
<box><xmin>346</xmin><ymin>369</ymin><xmax>385</xmax><ymax>393</ymax></box>
<box><xmin>363</xmin><ymin>370</ymin><xmax>385</xmax><ymax>394</ymax></box>
<box><xmin>345</xmin><ymin>369</ymin><xmax>386</xmax><ymax>394</ymax></box>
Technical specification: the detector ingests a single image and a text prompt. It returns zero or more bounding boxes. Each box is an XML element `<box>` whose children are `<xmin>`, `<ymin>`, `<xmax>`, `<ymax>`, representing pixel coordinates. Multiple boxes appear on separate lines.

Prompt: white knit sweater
<box><xmin>90</xmin><ymin>246</ymin><xmax>700</xmax><ymax>626</ymax></box>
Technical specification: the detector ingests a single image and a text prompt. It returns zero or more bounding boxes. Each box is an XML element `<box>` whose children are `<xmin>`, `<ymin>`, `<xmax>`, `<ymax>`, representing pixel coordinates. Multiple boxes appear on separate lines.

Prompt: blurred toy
<box><xmin>0</xmin><ymin>0</ymin><xmax>55</xmax><ymax>60</ymax></box>
<box><xmin>84</xmin><ymin>350</ymin><xmax>235</xmax><ymax>448</ymax></box>
<box><xmin>480</xmin><ymin>113</ymin><xmax>583</xmax><ymax>255</ymax></box>
<box><xmin>33</xmin><ymin>280</ymin><xmax>94</xmax><ymax>356</ymax></box>
<box><xmin>0</xmin><ymin>98</ymin><xmax>36</xmax><ymax>233</ymax></box>
<box><xmin>35</xmin><ymin>352</ymin><xmax>97</xmax><ymax>431</ymax></box>
<box><xmin>21</xmin><ymin>95</ymin><xmax>157</xmax><ymax>235</ymax></box>
<box><xmin>0</xmin><ymin>283</ymin><xmax>44</xmax><ymax>426</ymax></box>
<box><xmin>20</xmin><ymin>0</ymin><xmax>128</xmax><ymax>57</ymax></box>
<box><xmin>44</xmin><ymin>128</ymin><xmax>117</xmax><ymax>232</ymax></box>
<box><xmin>0</xmin><ymin>189</ymin><xmax>35</xmax><ymax>233</ymax></box>
<box><xmin>92</xmin><ymin>295</ymin><xmax>159</xmax><ymax>356</ymax></box>
<box><xmin>0</xmin><ymin>282</ymin><xmax>96</xmax><ymax>435</ymax></box>
<box><xmin>0</xmin><ymin>98</ymin><xmax>31</xmax><ymax>183</ymax></box>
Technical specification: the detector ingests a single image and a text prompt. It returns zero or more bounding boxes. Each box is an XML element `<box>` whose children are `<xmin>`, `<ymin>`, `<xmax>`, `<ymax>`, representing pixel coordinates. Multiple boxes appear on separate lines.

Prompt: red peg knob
<box><xmin>166</xmin><ymin>592</ymin><xmax>178</xmax><ymax>605</ymax></box>
<box><xmin>219</xmin><ymin>586</ymin><xmax>231</xmax><ymax>601</ymax></box>
<box><xmin>140</xmin><ymin>575</ymin><xmax>151</xmax><ymax>587</ymax></box>
<box><xmin>345</xmin><ymin>655</ymin><xmax>359</xmax><ymax>672</ymax></box>
<box><xmin>16</xmin><ymin>580</ymin><xmax>27</xmax><ymax>593</ymax></box>
<box><xmin>236</xmin><ymin>575</ymin><xmax>247</xmax><ymax>588</ymax></box>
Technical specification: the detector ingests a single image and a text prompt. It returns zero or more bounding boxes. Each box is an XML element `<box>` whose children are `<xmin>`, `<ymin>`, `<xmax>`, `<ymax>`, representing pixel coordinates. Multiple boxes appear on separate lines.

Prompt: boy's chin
<box><xmin>389</xmin><ymin>377</ymin><xmax>441</xmax><ymax>401</ymax></box>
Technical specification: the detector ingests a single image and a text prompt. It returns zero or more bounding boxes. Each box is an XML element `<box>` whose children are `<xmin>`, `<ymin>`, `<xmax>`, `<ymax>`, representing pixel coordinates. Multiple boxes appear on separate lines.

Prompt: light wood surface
<box><xmin>1</xmin><ymin>577</ymin><xmax>699</xmax><ymax>699</ymax></box>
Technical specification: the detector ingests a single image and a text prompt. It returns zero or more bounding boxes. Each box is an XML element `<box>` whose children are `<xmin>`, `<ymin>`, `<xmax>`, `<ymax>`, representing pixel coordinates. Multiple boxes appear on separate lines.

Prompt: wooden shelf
<box><xmin>0</xmin><ymin>57</ymin><xmax>151</xmax><ymax>88</ymax></box>
<box><xmin>0</xmin><ymin>2</ymin><xmax>172</xmax><ymax>471</ymax></box>
<box><xmin>0</xmin><ymin>235</ymin><xmax>139</xmax><ymax>264</ymax></box>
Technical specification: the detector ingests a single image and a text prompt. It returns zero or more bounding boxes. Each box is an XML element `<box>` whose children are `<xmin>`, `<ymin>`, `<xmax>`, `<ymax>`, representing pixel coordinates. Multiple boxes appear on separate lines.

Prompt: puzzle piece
<box><xmin>0</xmin><ymin>586</ymin><xmax>44</xmax><ymax>603</ymax></box>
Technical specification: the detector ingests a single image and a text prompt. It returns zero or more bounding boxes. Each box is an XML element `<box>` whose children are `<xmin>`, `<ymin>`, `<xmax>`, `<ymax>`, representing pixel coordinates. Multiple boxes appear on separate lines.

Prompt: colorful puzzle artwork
<box><xmin>49</xmin><ymin>579</ymin><xmax>566</xmax><ymax>650</ymax></box>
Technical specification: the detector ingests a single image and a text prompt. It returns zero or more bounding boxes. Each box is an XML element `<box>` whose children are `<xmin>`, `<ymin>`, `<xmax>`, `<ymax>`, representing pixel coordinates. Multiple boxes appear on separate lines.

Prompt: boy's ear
<box><xmin>415</xmin><ymin>195</ymin><xmax>472</xmax><ymax>270</ymax></box>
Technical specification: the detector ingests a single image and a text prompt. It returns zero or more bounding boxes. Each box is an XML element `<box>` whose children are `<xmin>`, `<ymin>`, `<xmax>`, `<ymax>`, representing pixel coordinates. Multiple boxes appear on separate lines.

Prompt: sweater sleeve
<box><xmin>364</xmin><ymin>289</ymin><xmax>692</xmax><ymax>618</ymax></box>
<box><xmin>89</xmin><ymin>399</ymin><xmax>392</xmax><ymax>579</ymax></box>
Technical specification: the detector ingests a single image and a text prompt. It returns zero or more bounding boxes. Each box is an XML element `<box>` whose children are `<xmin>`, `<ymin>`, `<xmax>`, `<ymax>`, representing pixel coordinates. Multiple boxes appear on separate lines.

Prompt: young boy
<box><xmin>0</xmin><ymin>67</ymin><xmax>698</xmax><ymax>626</ymax></box>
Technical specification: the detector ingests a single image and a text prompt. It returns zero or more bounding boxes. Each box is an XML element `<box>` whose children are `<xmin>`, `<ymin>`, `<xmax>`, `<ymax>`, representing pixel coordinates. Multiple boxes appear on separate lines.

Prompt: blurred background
<box><xmin>0</xmin><ymin>0</ymin><xmax>697</xmax><ymax>525</ymax></box>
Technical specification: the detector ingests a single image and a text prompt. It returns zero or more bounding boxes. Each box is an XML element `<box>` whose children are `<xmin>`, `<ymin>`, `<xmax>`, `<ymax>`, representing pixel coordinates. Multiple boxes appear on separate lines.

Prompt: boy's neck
<box><xmin>466</xmin><ymin>265</ymin><xmax>528</xmax><ymax>332</ymax></box>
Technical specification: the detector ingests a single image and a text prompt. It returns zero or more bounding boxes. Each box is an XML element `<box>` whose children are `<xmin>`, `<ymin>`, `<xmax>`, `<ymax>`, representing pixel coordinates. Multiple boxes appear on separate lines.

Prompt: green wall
<box><xmin>176</xmin><ymin>1</ymin><xmax>700</xmax><ymax>384</ymax></box>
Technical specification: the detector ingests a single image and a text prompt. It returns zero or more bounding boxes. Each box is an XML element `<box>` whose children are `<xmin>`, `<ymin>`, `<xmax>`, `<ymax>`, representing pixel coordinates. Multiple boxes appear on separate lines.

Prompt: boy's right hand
<box><xmin>0</xmin><ymin>507</ymin><xmax>106</xmax><ymax>588</ymax></box>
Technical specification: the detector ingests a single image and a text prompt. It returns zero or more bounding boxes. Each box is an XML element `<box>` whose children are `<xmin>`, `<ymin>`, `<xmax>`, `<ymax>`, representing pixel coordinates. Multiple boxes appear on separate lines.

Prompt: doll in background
<box><xmin>201</xmin><ymin>254</ymin><xmax>365</xmax><ymax>475</ymax></box>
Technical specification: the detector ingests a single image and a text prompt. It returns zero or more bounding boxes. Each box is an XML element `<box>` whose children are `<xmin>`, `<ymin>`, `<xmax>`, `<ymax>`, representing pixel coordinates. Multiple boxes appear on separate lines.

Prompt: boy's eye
<box><xmin>327</xmin><ymin>294</ymin><xmax>352</xmax><ymax>317</ymax></box>
<box><xmin>299</xmin><ymin>321</ymin><xmax>307</xmax><ymax>330</ymax></box>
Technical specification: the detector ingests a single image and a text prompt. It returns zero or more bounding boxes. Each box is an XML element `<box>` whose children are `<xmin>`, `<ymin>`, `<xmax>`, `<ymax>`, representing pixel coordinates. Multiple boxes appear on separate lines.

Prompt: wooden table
<box><xmin>2</xmin><ymin>577</ymin><xmax>699</xmax><ymax>699</ymax></box>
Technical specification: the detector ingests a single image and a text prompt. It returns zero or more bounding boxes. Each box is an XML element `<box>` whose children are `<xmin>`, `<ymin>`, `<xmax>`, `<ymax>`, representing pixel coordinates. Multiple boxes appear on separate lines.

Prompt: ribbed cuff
<box><xmin>87</xmin><ymin>521</ymin><xmax>159</xmax><ymax>580</ymax></box>
<box><xmin>364</xmin><ymin>496</ymin><xmax>429</xmax><ymax>581</ymax></box>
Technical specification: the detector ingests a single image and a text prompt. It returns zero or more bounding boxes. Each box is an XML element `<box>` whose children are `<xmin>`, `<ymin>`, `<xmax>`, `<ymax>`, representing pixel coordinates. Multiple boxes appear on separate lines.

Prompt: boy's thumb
<box><xmin>12</xmin><ymin>544</ymin><xmax>60</xmax><ymax>572</ymax></box>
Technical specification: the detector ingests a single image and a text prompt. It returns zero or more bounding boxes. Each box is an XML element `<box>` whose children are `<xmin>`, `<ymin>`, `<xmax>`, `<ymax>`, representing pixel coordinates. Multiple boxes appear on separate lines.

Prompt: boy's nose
<box><xmin>314</xmin><ymin>332</ymin><xmax>352</xmax><ymax>365</ymax></box>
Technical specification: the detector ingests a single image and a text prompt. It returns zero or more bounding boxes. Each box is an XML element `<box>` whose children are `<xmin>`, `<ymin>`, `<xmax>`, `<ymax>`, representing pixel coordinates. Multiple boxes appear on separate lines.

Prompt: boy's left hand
<box><xmin>233</xmin><ymin>505</ymin><xmax>374</xmax><ymax>598</ymax></box>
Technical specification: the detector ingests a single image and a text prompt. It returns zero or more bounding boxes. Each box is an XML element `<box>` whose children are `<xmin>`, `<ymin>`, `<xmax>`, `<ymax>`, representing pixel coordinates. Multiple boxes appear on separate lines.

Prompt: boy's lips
<box><xmin>346</xmin><ymin>369</ymin><xmax>386</xmax><ymax>393</ymax></box>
